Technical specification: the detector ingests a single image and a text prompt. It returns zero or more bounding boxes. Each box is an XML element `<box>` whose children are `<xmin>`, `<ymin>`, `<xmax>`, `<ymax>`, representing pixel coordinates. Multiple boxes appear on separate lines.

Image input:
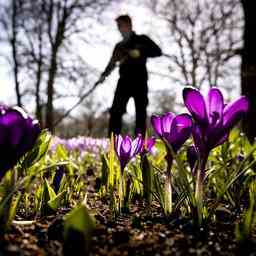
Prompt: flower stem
<box><xmin>118</xmin><ymin>168</ymin><xmax>124</xmax><ymax>213</ymax></box>
<box><xmin>118</xmin><ymin>167</ymin><xmax>130</xmax><ymax>214</ymax></box>
<box><xmin>123</xmin><ymin>175</ymin><xmax>131</xmax><ymax>213</ymax></box>
<box><xmin>195</xmin><ymin>154</ymin><xmax>208</xmax><ymax>226</ymax></box>
<box><xmin>164</xmin><ymin>153</ymin><xmax>173</xmax><ymax>216</ymax></box>
<box><xmin>141</xmin><ymin>154</ymin><xmax>153</xmax><ymax>204</ymax></box>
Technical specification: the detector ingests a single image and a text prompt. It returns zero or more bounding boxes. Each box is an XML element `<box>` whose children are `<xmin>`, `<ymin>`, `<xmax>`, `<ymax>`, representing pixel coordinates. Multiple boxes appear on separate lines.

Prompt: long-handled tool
<box><xmin>53</xmin><ymin>79</ymin><xmax>102</xmax><ymax>127</ymax></box>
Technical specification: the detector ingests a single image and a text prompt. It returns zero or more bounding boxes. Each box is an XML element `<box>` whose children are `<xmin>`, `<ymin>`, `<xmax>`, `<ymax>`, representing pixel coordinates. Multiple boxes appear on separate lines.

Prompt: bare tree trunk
<box><xmin>46</xmin><ymin>50</ymin><xmax>58</xmax><ymax>132</ymax></box>
<box><xmin>11</xmin><ymin>0</ymin><xmax>22</xmax><ymax>107</ymax></box>
<box><xmin>241</xmin><ymin>0</ymin><xmax>256</xmax><ymax>143</ymax></box>
<box><xmin>45</xmin><ymin>3</ymin><xmax>67</xmax><ymax>132</ymax></box>
<box><xmin>35</xmin><ymin>25</ymin><xmax>43</xmax><ymax>125</ymax></box>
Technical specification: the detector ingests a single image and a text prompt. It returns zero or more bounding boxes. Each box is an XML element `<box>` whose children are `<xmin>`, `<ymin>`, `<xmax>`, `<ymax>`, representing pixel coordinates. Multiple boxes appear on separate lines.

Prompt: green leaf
<box><xmin>0</xmin><ymin>169</ymin><xmax>18</xmax><ymax>231</ymax></box>
<box><xmin>222</xmin><ymin>145</ymin><xmax>256</xmax><ymax>198</ymax></box>
<box><xmin>100</xmin><ymin>154</ymin><xmax>109</xmax><ymax>188</ymax></box>
<box><xmin>40</xmin><ymin>179</ymin><xmax>56</xmax><ymax>216</ymax></box>
<box><xmin>7</xmin><ymin>192</ymin><xmax>22</xmax><ymax>228</ymax></box>
<box><xmin>141</xmin><ymin>155</ymin><xmax>153</xmax><ymax>204</ymax></box>
<box><xmin>64</xmin><ymin>202</ymin><xmax>95</xmax><ymax>254</ymax></box>
<box><xmin>108</xmin><ymin>134</ymin><xmax>116</xmax><ymax>190</ymax></box>
<box><xmin>154</xmin><ymin>139</ymin><xmax>167</xmax><ymax>165</ymax></box>
<box><xmin>21</xmin><ymin>130</ymin><xmax>51</xmax><ymax>170</ymax></box>
<box><xmin>152</xmin><ymin>172</ymin><xmax>165</xmax><ymax>211</ymax></box>
<box><xmin>235</xmin><ymin>182</ymin><xmax>256</xmax><ymax>242</ymax></box>
<box><xmin>131</xmin><ymin>161</ymin><xmax>143</xmax><ymax>197</ymax></box>
<box><xmin>64</xmin><ymin>202</ymin><xmax>95</xmax><ymax>235</ymax></box>
<box><xmin>55</xmin><ymin>144</ymin><xmax>69</xmax><ymax>160</ymax></box>
<box><xmin>48</xmin><ymin>190</ymin><xmax>66</xmax><ymax>211</ymax></box>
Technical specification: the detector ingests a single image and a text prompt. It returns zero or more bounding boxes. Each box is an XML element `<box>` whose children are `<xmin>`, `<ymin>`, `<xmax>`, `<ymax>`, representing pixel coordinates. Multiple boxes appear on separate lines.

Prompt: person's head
<box><xmin>115</xmin><ymin>15</ymin><xmax>132</xmax><ymax>38</ymax></box>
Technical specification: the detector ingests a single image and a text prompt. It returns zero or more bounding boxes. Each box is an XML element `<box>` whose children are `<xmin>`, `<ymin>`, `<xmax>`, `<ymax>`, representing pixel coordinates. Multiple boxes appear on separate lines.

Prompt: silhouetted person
<box><xmin>98</xmin><ymin>15</ymin><xmax>162</xmax><ymax>137</ymax></box>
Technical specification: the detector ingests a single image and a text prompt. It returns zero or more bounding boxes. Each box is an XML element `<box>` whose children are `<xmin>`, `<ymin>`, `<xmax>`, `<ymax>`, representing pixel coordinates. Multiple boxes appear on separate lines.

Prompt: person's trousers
<box><xmin>108</xmin><ymin>77</ymin><xmax>148</xmax><ymax>137</ymax></box>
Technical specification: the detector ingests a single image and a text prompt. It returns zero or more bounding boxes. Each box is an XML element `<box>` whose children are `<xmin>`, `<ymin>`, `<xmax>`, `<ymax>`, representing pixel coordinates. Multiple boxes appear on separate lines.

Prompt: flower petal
<box><xmin>17</xmin><ymin>118</ymin><xmax>40</xmax><ymax>154</ymax></box>
<box><xmin>151</xmin><ymin>115</ymin><xmax>163</xmax><ymax>136</ymax></box>
<box><xmin>1</xmin><ymin>109</ymin><xmax>25</xmax><ymax>147</ymax></box>
<box><xmin>171</xmin><ymin>113</ymin><xmax>193</xmax><ymax>133</ymax></box>
<box><xmin>192</xmin><ymin>125</ymin><xmax>206</xmax><ymax>154</ymax></box>
<box><xmin>119</xmin><ymin>135</ymin><xmax>132</xmax><ymax>170</ymax></box>
<box><xmin>161</xmin><ymin>112</ymin><xmax>175</xmax><ymax>133</ymax></box>
<box><xmin>121</xmin><ymin>135</ymin><xmax>132</xmax><ymax>155</ymax></box>
<box><xmin>223</xmin><ymin>96</ymin><xmax>249</xmax><ymax>131</ymax></box>
<box><xmin>145</xmin><ymin>137</ymin><xmax>156</xmax><ymax>153</ymax></box>
<box><xmin>0</xmin><ymin>123</ymin><xmax>7</xmax><ymax>145</ymax></box>
<box><xmin>115</xmin><ymin>134</ymin><xmax>123</xmax><ymax>156</ymax></box>
<box><xmin>131</xmin><ymin>134</ymin><xmax>143</xmax><ymax>157</ymax></box>
<box><xmin>183</xmin><ymin>87</ymin><xmax>208</xmax><ymax>125</ymax></box>
<box><xmin>164</xmin><ymin>113</ymin><xmax>192</xmax><ymax>151</ymax></box>
<box><xmin>207</xmin><ymin>88</ymin><xmax>224</xmax><ymax>127</ymax></box>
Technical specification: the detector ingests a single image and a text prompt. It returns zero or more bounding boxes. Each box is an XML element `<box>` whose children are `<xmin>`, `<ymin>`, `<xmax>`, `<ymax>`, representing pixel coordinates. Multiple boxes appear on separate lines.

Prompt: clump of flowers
<box><xmin>50</xmin><ymin>136</ymin><xmax>109</xmax><ymax>157</ymax></box>
<box><xmin>0</xmin><ymin>105</ymin><xmax>40</xmax><ymax>181</ymax></box>
<box><xmin>183</xmin><ymin>87</ymin><xmax>249</xmax><ymax>225</ymax></box>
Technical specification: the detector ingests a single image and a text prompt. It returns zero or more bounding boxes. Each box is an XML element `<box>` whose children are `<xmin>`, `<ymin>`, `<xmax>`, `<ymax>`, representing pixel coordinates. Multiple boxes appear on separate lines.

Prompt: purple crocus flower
<box><xmin>115</xmin><ymin>134</ymin><xmax>143</xmax><ymax>171</ymax></box>
<box><xmin>114</xmin><ymin>134</ymin><xmax>143</xmax><ymax>213</ymax></box>
<box><xmin>151</xmin><ymin>112</ymin><xmax>192</xmax><ymax>216</ymax></box>
<box><xmin>183</xmin><ymin>87</ymin><xmax>249</xmax><ymax>172</ymax></box>
<box><xmin>0</xmin><ymin>105</ymin><xmax>40</xmax><ymax>181</ymax></box>
<box><xmin>151</xmin><ymin>112</ymin><xmax>193</xmax><ymax>152</ymax></box>
<box><xmin>141</xmin><ymin>137</ymin><xmax>156</xmax><ymax>155</ymax></box>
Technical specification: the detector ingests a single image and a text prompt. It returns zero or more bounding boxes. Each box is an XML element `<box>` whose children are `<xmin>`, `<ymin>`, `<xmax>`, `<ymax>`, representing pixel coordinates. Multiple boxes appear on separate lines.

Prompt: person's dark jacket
<box><xmin>102</xmin><ymin>31</ymin><xmax>162</xmax><ymax>80</ymax></box>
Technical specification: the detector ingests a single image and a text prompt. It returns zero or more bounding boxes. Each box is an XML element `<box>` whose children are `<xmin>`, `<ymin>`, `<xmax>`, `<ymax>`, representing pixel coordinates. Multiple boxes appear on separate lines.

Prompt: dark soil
<box><xmin>1</xmin><ymin>173</ymin><xmax>256</xmax><ymax>256</ymax></box>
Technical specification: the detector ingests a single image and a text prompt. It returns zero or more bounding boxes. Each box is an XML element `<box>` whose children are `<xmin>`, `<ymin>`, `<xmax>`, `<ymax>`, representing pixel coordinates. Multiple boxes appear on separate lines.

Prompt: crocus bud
<box><xmin>0</xmin><ymin>105</ymin><xmax>40</xmax><ymax>181</ymax></box>
<box><xmin>115</xmin><ymin>134</ymin><xmax>143</xmax><ymax>172</ymax></box>
<box><xmin>151</xmin><ymin>112</ymin><xmax>192</xmax><ymax>152</ymax></box>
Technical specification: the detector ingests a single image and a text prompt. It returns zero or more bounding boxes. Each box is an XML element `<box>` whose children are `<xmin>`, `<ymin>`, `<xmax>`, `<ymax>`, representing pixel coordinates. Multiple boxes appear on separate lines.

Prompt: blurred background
<box><xmin>0</xmin><ymin>0</ymin><xmax>250</xmax><ymax>137</ymax></box>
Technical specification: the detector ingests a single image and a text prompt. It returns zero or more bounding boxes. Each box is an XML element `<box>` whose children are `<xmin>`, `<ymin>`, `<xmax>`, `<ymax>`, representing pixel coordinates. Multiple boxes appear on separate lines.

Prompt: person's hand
<box><xmin>129</xmin><ymin>49</ymin><xmax>141</xmax><ymax>58</ymax></box>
